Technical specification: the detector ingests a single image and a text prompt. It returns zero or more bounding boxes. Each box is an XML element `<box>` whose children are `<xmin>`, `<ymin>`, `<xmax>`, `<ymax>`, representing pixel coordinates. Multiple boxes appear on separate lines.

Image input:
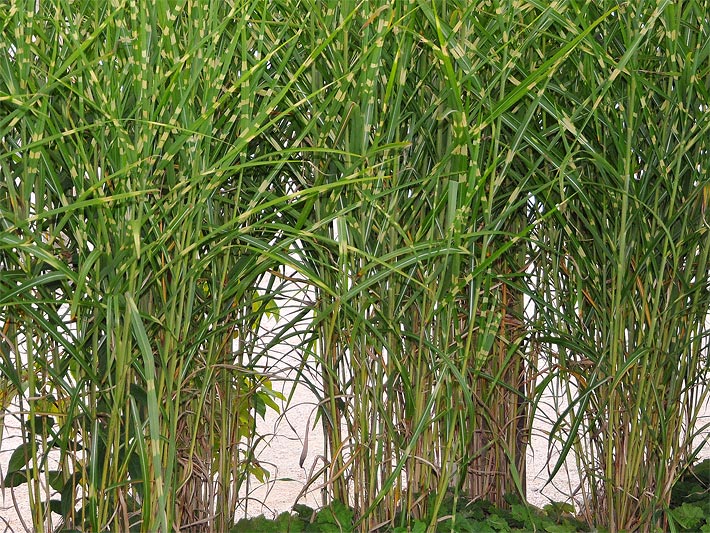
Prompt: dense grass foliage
<box><xmin>287</xmin><ymin>3</ymin><xmax>541</xmax><ymax>529</ymax></box>
<box><xmin>525</xmin><ymin>2</ymin><xmax>710</xmax><ymax>530</ymax></box>
<box><xmin>1</xmin><ymin>1</ymin><xmax>709</xmax><ymax>532</ymax></box>
<box><xmin>0</xmin><ymin>1</ymin><xmax>326</xmax><ymax>530</ymax></box>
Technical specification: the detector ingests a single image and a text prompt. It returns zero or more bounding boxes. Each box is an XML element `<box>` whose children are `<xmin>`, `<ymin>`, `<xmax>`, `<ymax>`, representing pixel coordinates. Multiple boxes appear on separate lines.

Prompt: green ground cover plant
<box><xmin>233</xmin><ymin>460</ymin><xmax>710</xmax><ymax>532</ymax></box>
<box><xmin>233</xmin><ymin>497</ymin><xmax>590</xmax><ymax>533</ymax></box>
<box><xmin>3</xmin><ymin>456</ymin><xmax>706</xmax><ymax>532</ymax></box>
<box><xmin>1</xmin><ymin>0</ymin><xmax>709</xmax><ymax>532</ymax></box>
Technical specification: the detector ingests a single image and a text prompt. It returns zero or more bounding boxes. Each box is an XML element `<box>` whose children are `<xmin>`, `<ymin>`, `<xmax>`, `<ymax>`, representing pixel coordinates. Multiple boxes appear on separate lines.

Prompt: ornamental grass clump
<box><xmin>0</xmin><ymin>1</ymin><xmax>334</xmax><ymax>530</ymax></box>
<box><xmin>527</xmin><ymin>1</ymin><xmax>710</xmax><ymax>530</ymax></box>
<box><xmin>284</xmin><ymin>1</ymin><xmax>607</xmax><ymax>530</ymax></box>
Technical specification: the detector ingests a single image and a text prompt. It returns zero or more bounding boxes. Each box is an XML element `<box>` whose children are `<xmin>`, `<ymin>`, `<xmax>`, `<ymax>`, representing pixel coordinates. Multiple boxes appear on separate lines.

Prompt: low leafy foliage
<box><xmin>232</xmin><ymin>495</ymin><xmax>590</xmax><ymax>533</ymax></box>
<box><xmin>231</xmin><ymin>463</ymin><xmax>710</xmax><ymax>533</ymax></box>
<box><xmin>668</xmin><ymin>459</ymin><xmax>710</xmax><ymax>532</ymax></box>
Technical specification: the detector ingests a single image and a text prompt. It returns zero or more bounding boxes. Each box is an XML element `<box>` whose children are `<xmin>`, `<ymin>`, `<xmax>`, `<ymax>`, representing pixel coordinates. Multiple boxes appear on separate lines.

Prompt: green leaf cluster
<box><xmin>233</xmin><ymin>502</ymin><xmax>355</xmax><ymax>533</ymax></box>
<box><xmin>229</xmin><ymin>497</ymin><xmax>594</xmax><ymax>533</ymax></box>
<box><xmin>668</xmin><ymin>460</ymin><xmax>710</xmax><ymax>532</ymax></box>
